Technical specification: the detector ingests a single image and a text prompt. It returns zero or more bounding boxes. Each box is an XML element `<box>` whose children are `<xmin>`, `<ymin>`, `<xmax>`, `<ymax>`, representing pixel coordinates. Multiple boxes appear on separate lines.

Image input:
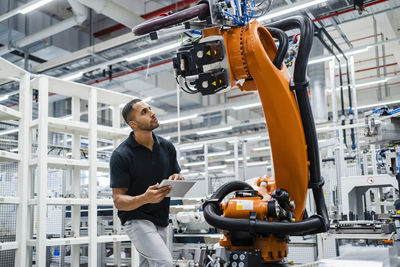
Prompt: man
<box><xmin>110</xmin><ymin>98</ymin><xmax>182</xmax><ymax>267</ymax></box>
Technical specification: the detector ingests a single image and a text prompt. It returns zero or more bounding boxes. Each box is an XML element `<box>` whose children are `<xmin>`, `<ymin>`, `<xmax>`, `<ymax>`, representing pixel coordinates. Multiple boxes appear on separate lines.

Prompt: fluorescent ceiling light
<box><xmin>232</xmin><ymin>103</ymin><xmax>262</xmax><ymax>110</ymax></box>
<box><xmin>163</xmin><ymin>136</ymin><xmax>171</xmax><ymax>140</ymax></box>
<box><xmin>197</xmin><ymin>126</ymin><xmax>233</xmax><ymax>135</ymax></box>
<box><xmin>184</xmin><ymin>161</ymin><xmax>205</xmax><ymax>167</ymax></box>
<box><xmin>258</xmin><ymin>0</ymin><xmax>327</xmax><ymax>22</ymax></box>
<box><xmin>345</xmin><ymin>47</ymin><xmax>370</xmax><ymax>56</ymax></box>
<box><xmin>356</xmin><ymin>78</ymin><xmax>388</xmax><ymax>88</ymax></box>
<box><xmin>247</xmin><ymin>161</ymin><xmax>270</xmax><ymax>167</ymax></box>
<box><xmin>308</xmin><ymin>56</ymin><xmax>334</xmax><ymax>65</ymax></box>
<box><xmin>208</xmin><ymin>151</ymin><xmax>231</xmax><ymax>157</ymax></box>
<box><xmin>209</xmin><ymin>165</ymin><xmax>227</xmax><ymax>170</ymax></box>
<box><xmin>160</xmin><ymin>114</ymin><xmax>198</xmax><ymax>124</ymax></box>
<box><xmin>253</xmin><ymin>146</ymin><xmax>271</xmax><ymax>151</ymax></box>
<box><xmin>0</xmin><ymin>128</ymin><xmax>19</xmax><ymax>136</ymax></box>
<box><xmin>63</xmin><ymin>72</ymin><xmax>83</xmax><ymax>81</ymax></box>
<box><xmin>308</xmin><ymin>47</ymin><xmax>371</xmax><ymax>66</ymax></box>
<box><xmin>180</xmin><ymin>169</ymin><xmax>189</xmax><ymax>174</ymax></box>
<box><xmin>225</xmin><ymin>156</ymin><xmax>250</xmax><ymax>162</ymax></box>
<box><xmin>0</xmin><ymin>94</ymin><xmax>10</xmax><ymax>101</ymax></box>
<box><xmin>179</xmin><ymin>144</ymin><xmax>204</xmax><ymax>151</ymax></box>
<box><xmin>125</xmin><ymin>41</ymin><xmax>181</xmax><ymax>62</ymax></box>
<box><xmin>358</xmin><ymin>99</ymin><xmax>400</xmax><ymax>110</ymax></box>
<box><xmin>97</xmin><ymin>145</ymin><xmax>114</xmax><ymax>152</ymax></box>
<box><xmin>19</xmin><ymin>0</ymin><xmax>53</xmax><ymax>14</ymax></box>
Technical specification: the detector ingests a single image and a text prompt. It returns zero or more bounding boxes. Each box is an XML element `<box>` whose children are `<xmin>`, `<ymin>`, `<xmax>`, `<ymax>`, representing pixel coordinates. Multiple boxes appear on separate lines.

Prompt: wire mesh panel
<box><xmin>0</xmin><ymin>204</ymin><xmax>17</xmax><ymax>267</ymax></box>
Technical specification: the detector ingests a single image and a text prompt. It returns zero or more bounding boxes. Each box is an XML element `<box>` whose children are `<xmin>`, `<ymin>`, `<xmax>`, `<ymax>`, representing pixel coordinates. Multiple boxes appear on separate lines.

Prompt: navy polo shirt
<box><xmin>110</xmin><ymin>132</ymin><xmax>181</xmax><ymax>226</ymax></box>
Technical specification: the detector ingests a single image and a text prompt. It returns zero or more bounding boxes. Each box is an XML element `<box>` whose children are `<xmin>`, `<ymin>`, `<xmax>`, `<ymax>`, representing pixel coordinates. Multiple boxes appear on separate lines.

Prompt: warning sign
<box><xmin>367</xmin><ymin>177</ymin><xmax>375</xmax><ymax>184</ymax></box>
<box><xmin>236</xmin><ymin>200</ymin><xmax>254</xmax><ymax>210</ymax></box>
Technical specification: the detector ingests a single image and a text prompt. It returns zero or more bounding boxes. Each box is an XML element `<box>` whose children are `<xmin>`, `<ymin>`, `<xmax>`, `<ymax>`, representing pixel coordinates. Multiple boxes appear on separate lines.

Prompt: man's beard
<box><xmin>137</xmin><ymin>120</ymin><xmax>159</xmax><ymax>131</ymax></box>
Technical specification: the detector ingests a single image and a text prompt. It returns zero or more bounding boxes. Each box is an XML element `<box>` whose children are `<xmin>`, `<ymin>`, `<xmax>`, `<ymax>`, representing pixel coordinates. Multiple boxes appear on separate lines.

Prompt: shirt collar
<box><xmin>127</xmin><ymin>131</ymin><xmax>160</xmax><ymax>149</ymax></box>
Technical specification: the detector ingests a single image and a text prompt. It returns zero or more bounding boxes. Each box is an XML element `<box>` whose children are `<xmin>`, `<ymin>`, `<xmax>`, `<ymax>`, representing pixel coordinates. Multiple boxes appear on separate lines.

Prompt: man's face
<box><xmin>129</xmin><ymin>101</ymin><xmax>159</xmax><ymax>131</ymax></box>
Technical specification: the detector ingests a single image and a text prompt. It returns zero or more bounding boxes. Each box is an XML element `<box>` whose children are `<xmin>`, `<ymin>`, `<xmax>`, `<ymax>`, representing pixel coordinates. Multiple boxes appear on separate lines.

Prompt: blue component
<box><xmin>54</xmin><ymin>249</ymin><xmax>60</xmax><ymax>256</ymax></box>
<box><xmin>397</xmin><ymin>153</ymin><xmax>400</xmax><ymax>175</ymax></box>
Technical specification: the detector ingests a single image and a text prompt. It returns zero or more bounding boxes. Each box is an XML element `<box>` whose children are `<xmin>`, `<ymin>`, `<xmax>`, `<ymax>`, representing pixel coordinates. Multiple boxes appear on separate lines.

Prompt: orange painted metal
<box><xmin>208</xmin><ymin>21</ymin><xmax>310</xmax><ymax>262</ymax></box>
<box><xmin>222</xmin><ymin>21</ymin><xmax>309</xmax><ymax>221</ymax></box>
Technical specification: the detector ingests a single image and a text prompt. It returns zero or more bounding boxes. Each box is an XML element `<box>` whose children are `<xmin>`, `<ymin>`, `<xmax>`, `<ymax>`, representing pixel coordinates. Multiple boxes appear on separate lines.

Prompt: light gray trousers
<box><xmin>124</xmin><ymin>219</ymin><xmax>173</xmax><ymax>267</ymax></box>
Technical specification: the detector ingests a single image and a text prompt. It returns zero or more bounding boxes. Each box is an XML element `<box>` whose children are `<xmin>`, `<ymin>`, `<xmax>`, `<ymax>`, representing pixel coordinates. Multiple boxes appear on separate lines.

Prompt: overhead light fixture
<box><xmin>308</xmin><ymin>56</ymin><xmax>334</xmax><ymax>65</ymax></box>
<box><xmin>63</xmin><ymin>72</ymin><xmax>83</xmax><ymax>81</ymax></box>
<box><xmin>358</xmin><ymin>99</ymin><xmax>400</xmax><ymax>110</ymax></box>
<box><xmin>179</xmin><ymin>144</ymin><xmax>204</xmax><ymax>151</ymax></box>
<box><xmin>125</xmin><ymin>41</ymin><xmax>181</xmax><ymax>62</ymax></box>
<box><xmin>258</xmin><ymin>0</ymin><xmax>327</xmax><ymax>22</ymax></box>
<box><xmin>19</xmin><ymin>0</ymin><xmax>53</xmax><ymax>14</ymax></box>
<box><xmin>163</xmin><ymin>136</ymin><xmax>171</xmax><ymax>140</ymax></box>
<box><xmin>225</xmin><ymin>156</ymin><xmax>250</xmax><ymax>162</ymax></box>
<box><xmin>143</xmin><ymin>97</ymin><xmax>153</xmax><ymax>102</ymax></box>
<box><xmin>356</xmin><ymin>78</ymin><xmax>388</xmax><ymax>88</ymax></box>
<box><xmin>208</xmin><ymin>165</ymin><xmax>227</xmax><ymax>170</ymax></box>
<box><xmin>160</xmin><ymin>114</ymin><xmax>198</xmax><ymax>124</ymax></box>
<box><xmin>309</xmin><ymin>46</ymin><xmax>371</xmax><ymax>66</ymax></box>
<box><xmin>208</xmin><ymin>151</ymin><xmax>231</xmax><ymax>157</ymax></box>
<box><xmin>197</xmin><ymin>126</ymin><xmax>233</xmax><ymax>135</ymax></box>
<box><xmin>180</xmin><ymin>169</ymin><xmax>189</xmax><ymax>174</ymax></box>
<box><xmin>232</xmin><ymin>103</ymin><xmax>262</xmax><ymax>110</ymax></box>
<box><xmin>184</xmin><ymin>161</ymin><xmax>205</xmax><ymax>167</ymax></box>
<box><xmin>97</xmin><ymin>145</ymin><xmax>114</xmax><ymax>152</ymax></box>
<box><xmin>247</xmin><ymin>161</ymin><xmax>269</xmax><ymax>167</ymax></box>
<box><xmin>253</xmin><ymin>146</ymin><xmax>271</xmax><ymax>151</ymax></box>
<box><xmin>0</xmin><ymin>94</ymin><xmax>10</xmax><ymax>102</ymax></box>
<box><xmin>0</xmin><ymin>128</ymin><xmax>19</xmax><ymax>136</ymax></box>
<box><xmin>344</xmin><ymin>46</ymin><xmax>370</xmax><ymax>56</ymax></box>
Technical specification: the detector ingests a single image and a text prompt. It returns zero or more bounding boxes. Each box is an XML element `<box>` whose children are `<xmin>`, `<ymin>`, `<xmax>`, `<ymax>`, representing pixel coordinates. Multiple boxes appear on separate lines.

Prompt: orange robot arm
<box><xmin>133</xmin><ymin>3</ymin><xmax>329</xmax><ymax>263</ymax></box>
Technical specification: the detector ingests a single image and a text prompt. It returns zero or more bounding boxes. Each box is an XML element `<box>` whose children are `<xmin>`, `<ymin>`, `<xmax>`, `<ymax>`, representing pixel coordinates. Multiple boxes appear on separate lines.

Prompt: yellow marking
<box><xmin>397</xmin><ymin>210</ymin><xmax>400</xmax><ymax>214</ymax></box>
<box><xmin>214</xmin><ymin>50</ymin><xmax>217</xmax><ymax>55</ymax></box>
<box><xmin>219</xmin><ymin>79</ymin><xmax>222</xmax><ymax>84</ymax></box>
<box><xmin>206</xmin><ymin>50</ymin><xmax>211</xmax><ymax>55</ymax></box>
<box><xmin>212</xmin><ymin>81</ymin><xmax>216</xmax><ymax>86</ymax></box>
<box><xmin>237</xmin><ymin>205</ymin><xmax>243</xmax><ymax>210</ymax></box>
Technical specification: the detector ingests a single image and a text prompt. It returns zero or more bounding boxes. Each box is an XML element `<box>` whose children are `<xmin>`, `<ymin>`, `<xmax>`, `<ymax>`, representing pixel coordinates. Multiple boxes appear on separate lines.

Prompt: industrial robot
<box><xmin>133</xmin><ymin>1</ymin><xmax>330</xmax><ymax>265</ymax></box>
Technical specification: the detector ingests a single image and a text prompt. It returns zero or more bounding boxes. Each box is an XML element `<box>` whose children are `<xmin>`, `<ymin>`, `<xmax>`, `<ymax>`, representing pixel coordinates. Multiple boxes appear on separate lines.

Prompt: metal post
<box><xmin>177</xmin><ymin>83</ymin><xmax>181</xmax><ymax>144</ymax></box>
<box><xmin>373</xmin><ymin>17</ymin><xmax>382</xmax><ymax>101</ymax></box>
<box><xmin>205</xmin><ymin>144</ymin><xmax>209</xmax><ymax>194</ymax></box>
<box><xmin>234</xmin><ymin>140</ymin><xmax>239</xmax><ymax>180</ymax></box>
<box><xmin>242</xmin><ymin>141</ymin><xmax>247</xmax><ymax>181</ymax></box>
<box><xmin>112</xmin><ymin>104</ymin><xmax>122</xmax><ymax>267</ymax></box>
<box><xmin>15</xmin><ymin>73</ymin><xmax>31</xmax><ymax>267</ymax></box>
<box><xmin>88</xmin><ymin>88</ymin><xmax>98</xmax><ymax>267</ymax></box>
<box><xmin>349</xmin><ymin>56</ymin><xmax>361</xmax><ymax>175</ymax></box>
<box><xmin>36</xmin><ymin>76</ymin><xmax>49</xmax><ymax>267</ymax></box>
<box><xmin>71</xmin><ymin>96</ymin><xmax>81</xmax><ymax>266</ymax></box>
<box><xmin>331</xmin><ymin>60</ymin><xmax>343</xmax><ymax>212</ymax></box>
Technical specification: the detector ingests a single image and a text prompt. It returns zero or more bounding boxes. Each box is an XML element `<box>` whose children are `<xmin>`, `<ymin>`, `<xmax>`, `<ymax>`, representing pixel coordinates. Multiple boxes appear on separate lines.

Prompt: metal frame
<box><xmin>0</xmin><ymin>58</ymin><xmax>141</xmax><ymax>266</ymax></box>
<box><xmin>0</xmin><ymin>58</ymin><xmax>30</xmax><ymax>266</ymax></box>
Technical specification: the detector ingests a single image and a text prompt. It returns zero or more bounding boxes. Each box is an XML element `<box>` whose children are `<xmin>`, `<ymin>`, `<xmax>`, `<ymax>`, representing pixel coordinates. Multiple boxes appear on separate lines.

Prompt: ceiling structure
<box><xmin>0</xmin><ymin>0</ymin><xmax>399</xmax><ymax>149</ymax></box>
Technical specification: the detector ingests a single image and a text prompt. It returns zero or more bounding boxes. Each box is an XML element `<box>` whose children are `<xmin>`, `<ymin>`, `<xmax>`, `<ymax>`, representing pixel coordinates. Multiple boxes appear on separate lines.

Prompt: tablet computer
<box><xmin>158</xmin><ymin>180</ymin><xmax>196</xmax><ymax>197</ymax></box>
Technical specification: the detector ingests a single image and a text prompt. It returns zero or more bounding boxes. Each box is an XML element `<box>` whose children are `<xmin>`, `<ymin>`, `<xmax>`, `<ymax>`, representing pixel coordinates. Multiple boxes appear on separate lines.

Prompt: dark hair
<box><xmin>122</xmin><ymin>98</ymin><xmax>142</xmax><ymax>125</ymax></box>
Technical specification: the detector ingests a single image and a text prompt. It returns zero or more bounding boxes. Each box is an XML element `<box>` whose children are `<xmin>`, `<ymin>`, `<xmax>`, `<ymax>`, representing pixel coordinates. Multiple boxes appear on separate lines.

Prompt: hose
<box><xmin>266</xmin><ymin>27</ymin><xmax>288</xmax><ymax>70</ymax></box>
<box><xmin>203</xmin><ymin>181</ymin><xmax>324</xmax><ymax>235</ymax></box>
<box><xmin>266</xmin><ymin>16</ymin><xmax>329</xmax><ymax>231</ymax></box>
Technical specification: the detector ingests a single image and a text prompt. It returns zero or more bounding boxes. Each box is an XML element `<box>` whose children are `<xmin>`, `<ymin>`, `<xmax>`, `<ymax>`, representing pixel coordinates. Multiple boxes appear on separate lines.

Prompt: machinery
<box><xmin>133</xmin><ymin>1</ymin><xmax>329</xmax><ymax>265</ymax></box>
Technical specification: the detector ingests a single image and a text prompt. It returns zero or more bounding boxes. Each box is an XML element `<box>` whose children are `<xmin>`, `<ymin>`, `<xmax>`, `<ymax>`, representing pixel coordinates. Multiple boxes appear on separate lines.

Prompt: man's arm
<box><xmin>112</xmin><ymin>183</ymin><xmax>172</xmax><ymax>211</ymax></box>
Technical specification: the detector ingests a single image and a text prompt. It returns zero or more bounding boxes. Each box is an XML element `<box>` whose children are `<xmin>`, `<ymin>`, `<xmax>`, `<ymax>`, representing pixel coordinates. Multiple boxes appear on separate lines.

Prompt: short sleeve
<box><xmin>170</xmin><ymin>144</ymin><xmax>181</xmax><ymax>174</ymax></box>
<box><xmin>110</xmin><ymin>151</ymin><xmax>131</xmax><ymax>188</ymax></box>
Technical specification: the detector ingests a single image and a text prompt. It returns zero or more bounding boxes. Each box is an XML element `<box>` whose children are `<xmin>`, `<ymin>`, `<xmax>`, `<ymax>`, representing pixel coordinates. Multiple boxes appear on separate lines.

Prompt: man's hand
<box><xmin>143</xmin><ymin>183</ymin><xmax>172</xmax><ymax>204</ymax></box>
<box><xmin>168</xmin><ymin>173</ymin><xmax>184</xmax><ymax>180</ymax></box>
